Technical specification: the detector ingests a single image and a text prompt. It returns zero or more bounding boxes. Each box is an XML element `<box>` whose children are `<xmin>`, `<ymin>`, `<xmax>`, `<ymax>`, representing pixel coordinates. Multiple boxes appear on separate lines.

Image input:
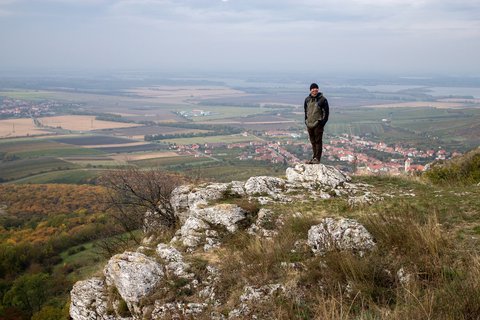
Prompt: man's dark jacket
<box><xmin>304</xmin><ymin>93</ymin><xmax>329</xmax><ymax>129</ymax></box>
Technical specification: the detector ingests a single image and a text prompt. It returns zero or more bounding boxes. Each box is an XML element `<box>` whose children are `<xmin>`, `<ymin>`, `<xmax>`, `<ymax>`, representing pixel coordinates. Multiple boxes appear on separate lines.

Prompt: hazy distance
<box><xmin>0</xmin><ymin>0</ymin><xmax>479</xmax><ymax>76</ymax></box>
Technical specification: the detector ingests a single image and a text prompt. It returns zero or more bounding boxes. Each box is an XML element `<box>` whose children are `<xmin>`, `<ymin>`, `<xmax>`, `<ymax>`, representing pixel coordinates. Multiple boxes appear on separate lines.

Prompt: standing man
<box><xmin>304</xmin><ymin>83</ymin><xmax>329</xmax><ymax>164</ymax></box>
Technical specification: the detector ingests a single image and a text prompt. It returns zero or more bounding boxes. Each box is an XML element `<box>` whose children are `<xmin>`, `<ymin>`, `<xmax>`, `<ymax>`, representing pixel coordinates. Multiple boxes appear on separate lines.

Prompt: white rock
<box><xmin>104</xmin><ymin>252</ymin><xmax>164</xmax><ymax>304</ymax></box>
<box><xmin>307</xmin><ymin>218</ymin><xmax>375</xmax><ymax>256</ymax></box>
<box><xmin>397</xmin><ymin>267</ymin><xmax>413</xmax><ymax>286</ymax></box>
<box><xmin>171</xmin><ymin>216</ymin><xmax>210</xmax><ymax>249</ymax></box>
<box><xmin>151</xmin><ymin>302</ymin><xmax>207</xmax><ymax>319</ymax></box>
<box><xmin>171</xmin><ymin>182</ymin><xmax>246</xmax><ymax>223</ymax></box>
<box><xmin>240</xmin><ymin>284</ymin><xmax>285</xmax><ymax>302</ymax></box>
<box><xmin>229</xmin><ymin>284</ymin><xmax>285</xmax><ymax>319</ymax></box>
<box><xmin>193</xmin><ymin>203</ymin><xmax>248</xmax><ymax>232</ymax></box>
<box><xmin>244</xmin><ymin>176</ymin><xmax>285</xmax><ymax>198</ymax></box>
<box><xmin>247</xmin><ymin>209</ymin><xmax>279</xmax><ymax>238</ymax></box>
<box><xmin>348</xmin><ymin>193</ymin><xmax>382</xmax><ymax>207</ymax></box>
<box><xmin>70</xmin><ymin>278</ymin><xmax>114</xmax><ymax>320</ymax></box>
<box><xmin>170</xmin><ymin>185</ymin><xmax>194</xmax><ymax>215</ymax></box>
<box><xmin>156</xmin><ymin>243</ymin><xmax>193</xmax><ymax>278</ymax></box>
<box><xmin>286</xmin><ymin>163</ymin><xmax>350</xmax><ymax>188</ymax></box>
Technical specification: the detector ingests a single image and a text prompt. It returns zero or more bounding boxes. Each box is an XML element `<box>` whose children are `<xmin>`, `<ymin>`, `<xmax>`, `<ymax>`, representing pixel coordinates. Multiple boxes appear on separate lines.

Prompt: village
<box><xmin>173</xmin><ymin>130</ymin><xmax>460</xmax><ymax>175</ymax></box>
<box><xmin>0</xmin><ymin>97</ymin><xmax>80</xmax><ymax>118</ymax></box>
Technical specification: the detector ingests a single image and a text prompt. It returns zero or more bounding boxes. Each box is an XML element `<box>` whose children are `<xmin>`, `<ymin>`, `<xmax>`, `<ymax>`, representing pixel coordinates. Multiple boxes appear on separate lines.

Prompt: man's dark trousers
<box><xmin>307</xmin><ymin>125</ymin><xmax>324</xmax><ymax>161</ymax></box>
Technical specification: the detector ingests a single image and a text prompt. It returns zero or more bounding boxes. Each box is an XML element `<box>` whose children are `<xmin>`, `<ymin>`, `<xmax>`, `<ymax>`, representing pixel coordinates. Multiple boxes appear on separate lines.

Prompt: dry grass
<box><xmin>0</xmin><ymin>118</ymin><xmax>52</xmax><ymax>138</ymax></box>
<box><xmin>185</xmin><ymin>174</ymin><xmax>480</xmax><ymax>319</ymax></box>
<box><xmin>37</xmin><ymin>115</ymin><xmax>141</xmax><ymax>131</ymax></box>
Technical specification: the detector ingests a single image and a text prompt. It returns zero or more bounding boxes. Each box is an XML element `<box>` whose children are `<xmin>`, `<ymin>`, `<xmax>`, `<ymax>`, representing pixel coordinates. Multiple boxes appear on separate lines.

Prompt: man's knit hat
<box><xmin>310</xmin><ymin>83</ymin><xmax>319</xmax><ymax>90</ymax></box>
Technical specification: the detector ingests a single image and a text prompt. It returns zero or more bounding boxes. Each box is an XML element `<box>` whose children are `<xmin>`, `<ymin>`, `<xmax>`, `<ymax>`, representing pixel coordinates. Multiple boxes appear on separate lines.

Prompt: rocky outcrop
<box><xmin>286</xmin><ymin>163</ymin><xmax>350</xmax><ymax>188</ymax></box>
<box><xmin>156</xmin><ymin>243</ymin><xmax>193</xmax><ymax>279</ymax></box>
<box><xmin>70</xmin><ymin>278</ymin><xmax>114</xmax><ymax>320</ymax></box>
<box><xmin>244</xmin><ymin>176</ymin><xmax>286</xmax><ymax>198</ymax></box>
<box><xmin>70</xmin><ymin>164</ymin><xmax>381</xmax><ymax>320</ymax></box>
<box><xmin>307</xmin><ymin>217</ymin><xmax>376</xmax><ymax>256</ymax></box>
<box><xmin>104</xmin><ymin>252</ymin><xmax>164</xmax><ymax>315</ymax></box>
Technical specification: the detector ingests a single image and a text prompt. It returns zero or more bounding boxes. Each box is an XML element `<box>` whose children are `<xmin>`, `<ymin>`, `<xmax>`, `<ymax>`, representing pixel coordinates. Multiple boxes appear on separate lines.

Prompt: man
<box><xmin>304</xmin><ymin>83</ymin><xmax>329</xmax><ymax>164</ymax></box>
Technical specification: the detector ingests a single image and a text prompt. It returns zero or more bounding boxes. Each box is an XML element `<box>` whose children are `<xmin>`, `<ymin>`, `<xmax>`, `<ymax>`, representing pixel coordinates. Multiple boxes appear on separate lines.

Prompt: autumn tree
<box><xmin>98</xmin><ymin>168</ymin><xmax>181</xmax><ymax>250</ymax></box>
<box><xmin>2</xmin><ymin>273</ymin><xmax>50</xmax><ymax>317</ymax></box>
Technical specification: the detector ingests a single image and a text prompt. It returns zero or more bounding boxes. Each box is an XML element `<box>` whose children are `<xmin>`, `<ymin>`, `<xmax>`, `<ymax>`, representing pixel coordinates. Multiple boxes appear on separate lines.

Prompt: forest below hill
<box><xmin>0</xmin><ymin>184</ymin><xmax>119</xmax><ymax>319</ymax></box>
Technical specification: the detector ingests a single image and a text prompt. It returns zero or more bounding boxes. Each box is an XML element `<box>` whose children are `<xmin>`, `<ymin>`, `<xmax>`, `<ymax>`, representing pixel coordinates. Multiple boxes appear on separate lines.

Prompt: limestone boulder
<box><xmin>244</xmin><ymin>176</ymin><xmax>286</xmax><ymax>198</ymax></box>
<box><xmin>104</xmin><ymin>252</ymin><xmax>164</xmax><ymax>305</ymax></box>
<box><xmin>193</xmin><ymin>203</ymin><xmax>248</xmax><ymax>232</ymax></box>
<box><xmin>70</xmin><ymin>278</ymin><xmax>114</xmax><ymax>320</ymax></box>
<box><xmin>156</xmin><ymin>243</ymin><xmax>193</xmax><ymax>278</ymax></box>
<box><xmin>170</xmin><ymin>182</ymin><xmax>246</xmax><ymax>223</ymax></box>
<box><xmin>307</xmin><ymin>218</ymin><xmax>375</xmax><ymax>256</ymax></box>
<box><xmin>171</xmin><ymin>216</ymin><xmax>211</xmax><ymax>250</ymax></box>
<box><xmin>286</xmin><ymin>163</ymin><xmax>350</xmax><ymax>189</ymax></box>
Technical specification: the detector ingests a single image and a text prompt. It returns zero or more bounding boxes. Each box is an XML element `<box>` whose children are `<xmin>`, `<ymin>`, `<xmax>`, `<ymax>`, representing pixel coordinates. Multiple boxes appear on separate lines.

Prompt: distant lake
<box><xmin>423</xmin><ymin>87</ymin><xmax>480</xmax><ymax>98</ymax></box>
<box><xmin>356</xmin><ymin>85</ymin><xmax>480</xmax><ymax>98</ymax></box>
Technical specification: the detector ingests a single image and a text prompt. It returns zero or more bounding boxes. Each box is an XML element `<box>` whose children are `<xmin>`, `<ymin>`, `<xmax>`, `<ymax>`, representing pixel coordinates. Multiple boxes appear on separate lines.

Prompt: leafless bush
<box><xmin>98</xmin><ymin>168</ymin><xmax>181</xmax><ymax>247</ymax></box>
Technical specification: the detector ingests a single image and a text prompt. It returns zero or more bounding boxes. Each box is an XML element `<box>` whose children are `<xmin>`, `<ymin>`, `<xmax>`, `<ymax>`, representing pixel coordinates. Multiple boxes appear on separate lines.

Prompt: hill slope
<box><xmin>70</xmin><ymin>164</ymin><xmax>480</xmax><ymax>320</ymax></box>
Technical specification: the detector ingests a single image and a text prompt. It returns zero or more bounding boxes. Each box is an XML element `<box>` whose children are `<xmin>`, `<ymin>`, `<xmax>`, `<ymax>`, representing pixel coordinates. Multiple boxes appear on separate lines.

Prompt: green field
<box><xmin>12</xmin><ymin>169</ymin><xmax>106</xmax><ymax>184</ymax></box>
<box><xmin>188</xmin><ymin>106</ymin><xmax>272</xmax><ymax>122</ymax></box>
<box><xmin>0</xmin><ymin>138</ymin><xmax>106</xmax><ymax>159</ymax></box>
<box><xmin>162</xmin><ymin>134</ymin><xmax>263</xmax><ymax>145</ymax></box>
<box><xmin>15</xmin><ymin>147</ymin><xmax>106</xmax><ymax>159</ymax></box>
<box><xmin>0</xmin><ymin>90</ymin><xmax>56</xmax><ymax>100</ymax></box>
<box><xmin>0</xmin><ymin>157</ymin><xmax>79</xmax><ymax>182</ymax></box>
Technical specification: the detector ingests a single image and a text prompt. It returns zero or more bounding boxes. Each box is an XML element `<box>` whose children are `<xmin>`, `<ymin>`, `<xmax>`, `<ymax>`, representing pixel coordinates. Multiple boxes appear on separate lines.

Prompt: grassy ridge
<box><xmin>206</xmin><ymin>175</ymin><xmax>480</xmax><ymax>319</ymax></box>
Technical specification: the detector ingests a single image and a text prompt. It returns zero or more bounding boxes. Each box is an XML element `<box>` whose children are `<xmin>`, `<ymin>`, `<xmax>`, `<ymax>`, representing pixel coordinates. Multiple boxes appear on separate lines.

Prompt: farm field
<box><xmin>0</xmin><ymin>118</ymin><xmax>52</xmax><ymax>138</ymax></box>
<box><xmin>361</xmin><ymin>101</ymin><xmax>477</xmax><ymax>109</ymax></box>
<box><xmin>132</xmin><ymin>155</ymin><xmax>211</xmax><ymax>168</ymax></box>
<box><xmin>51</xmin><ymin>135</ymin><xmax>138</xmax><ymax>145</ymax></box>
<box><xmin>0</xmin><ymin>157</ymin><xmax>78</xmax><ymax>182</ymax></box>
<box><xmin>178</xmin><ymin>160</ymin><xmax>287</xmax><ymax>182</ymax></box>
<box><xmin>0</xmin><ymin>138</ymin><xmax>70</xmax><ymax>153</ymax></box>
<box><xmin>0</xmin><ymin>89</ymin><xmax>56</xmax><ymax>100</ymax></box>
<box><xmin>126</xmin><ymin>86</ymin><xmax>250</xmax><ymax>104</ymax></box>
<box><xmin>162</xmin><ymin>134</ymin><xmax>263</xmax><ymax>145</ymax></box>
<box><xmin>97</xmin><ymin>125</ymin><xmax>210</xmax><ymax>139</ymax></box>
<box><xmin>188</xmin><ymin>106</ymin><xmax>273</xmax><ymax>122</ymax></box>
<box><xmin>10</xmin><ymin>168</ymin><xmax>106</xmax><ymax>184</ymax></box>
<box><xmin>38</xmin><ymin>115</ymin><xmax>142</xmax><ymax>131</ymax></box>
<box><xmin>110</xmin><ymin>151</ymin><xmax>179</xmax><ymax>161</ymax></box>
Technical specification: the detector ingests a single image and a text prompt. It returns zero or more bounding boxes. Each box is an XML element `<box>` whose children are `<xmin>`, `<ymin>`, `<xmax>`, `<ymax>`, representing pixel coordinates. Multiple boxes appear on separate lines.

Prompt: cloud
<box><xmin>0</xmin><ymin>0</ymin><xmax>478</xmax><ymax>74</ymax></box>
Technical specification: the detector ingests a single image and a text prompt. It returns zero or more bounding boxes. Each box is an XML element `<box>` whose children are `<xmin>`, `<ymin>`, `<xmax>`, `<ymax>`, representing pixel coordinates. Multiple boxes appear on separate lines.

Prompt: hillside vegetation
<box><xmin>424</xmin><ymin>147</ymin><xmax>480</xmax><ymax>185</ymax></box>
<box><xmin>0</xmin><ymin>184</ymin><xmax>122</xmax><ymax>319</ymax></box>
<box><xmin>199</xmin><ymin>176</ymin><xmax>480</xmax><ymax>319</ymax></box>
<box><xmin>69</xmin><ymin>161</ymin><xmax>480</xmax><ymax>320</ymax></box>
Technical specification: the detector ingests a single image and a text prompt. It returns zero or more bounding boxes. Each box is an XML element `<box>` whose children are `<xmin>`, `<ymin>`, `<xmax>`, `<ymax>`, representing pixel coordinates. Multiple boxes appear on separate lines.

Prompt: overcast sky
<box><xmin>0</xmin><ymin>0</ymin><xmax>479</xmax><ymax>76</ymax></box>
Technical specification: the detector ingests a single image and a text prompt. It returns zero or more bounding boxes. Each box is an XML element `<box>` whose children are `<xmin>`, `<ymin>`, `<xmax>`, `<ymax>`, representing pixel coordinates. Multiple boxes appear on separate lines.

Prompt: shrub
<box><xmin>424</xmin><ymin>148</ymin><xmax>480</xmax><ymax>185</ymax></box>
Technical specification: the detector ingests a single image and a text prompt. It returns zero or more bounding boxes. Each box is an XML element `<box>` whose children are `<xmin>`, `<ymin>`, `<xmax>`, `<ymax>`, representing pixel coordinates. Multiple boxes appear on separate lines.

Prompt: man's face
<box><xmin>310</xmin><ymin>88</ymin><xmax>319</xmax><ymax>96</ymax></box>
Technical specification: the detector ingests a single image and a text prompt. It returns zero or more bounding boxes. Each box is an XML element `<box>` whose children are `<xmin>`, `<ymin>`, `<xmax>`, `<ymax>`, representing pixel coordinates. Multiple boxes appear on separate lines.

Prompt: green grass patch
<box><xmin>14</xmin><ymin>147</ymin><xmax>106</xmax><ymax>159</ymax></box>
<box><xmin>0</xmin><ymin>90</ymin><xmax>55</xmax><ymax>100</ymax></box>
<box><xmin>13</xmin><ymin>169</ymin><xmax>104</xmax><ymax>184</ymax></box>
<box><xmin>0</xmin><ymin>157</ymin><xmax>78</xmax><ymax>182</ymax></box>
<box><xmin>188</xmin><ymin>106</ymin><xmax>271</xmax><ymax>122</ymax></box>
<box><xmin>132</xmin><ymin>155</ymin><xmax>211</xmax><ymax>167</ymax></box>
<box><xmin>424</xmin><ymin>147</ymin><xmax>480</xmax><ymax>186</ymax></box>
<box><xmin>161</xmin><ymin>134</ymin><xmax>262</xmax><ymax>145</ymax></box>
